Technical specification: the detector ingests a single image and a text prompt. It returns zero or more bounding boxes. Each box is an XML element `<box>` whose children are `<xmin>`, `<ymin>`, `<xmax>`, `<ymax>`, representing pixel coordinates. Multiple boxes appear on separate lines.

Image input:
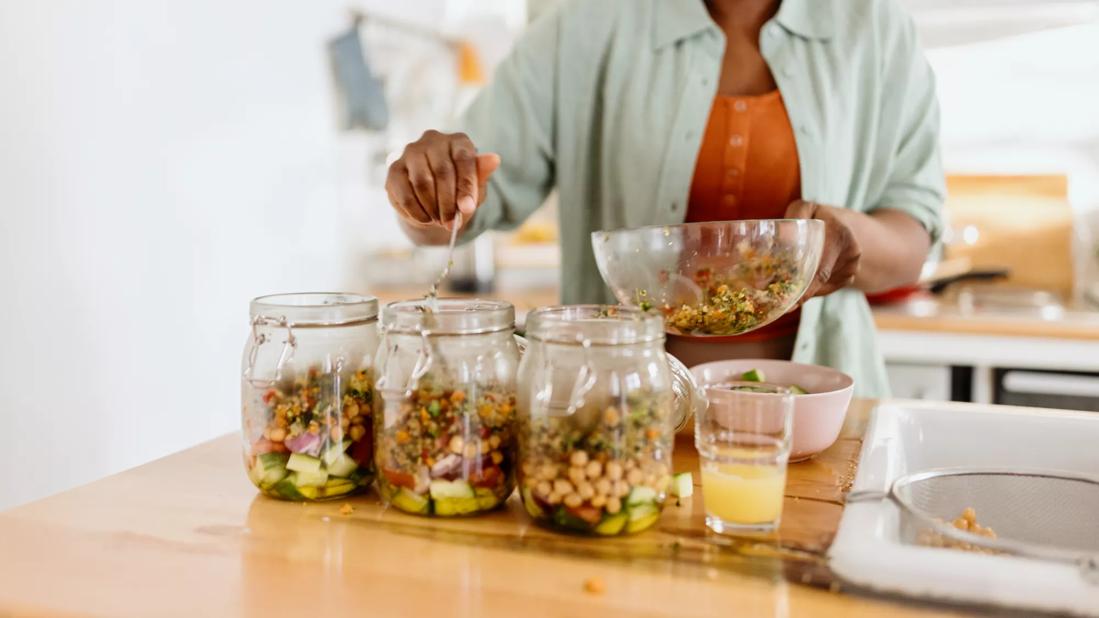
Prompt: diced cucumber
<box><xmin>434</xmin><ymin>496</ymin><xmax>482</xmax><ymax>516</ymax></box>
<box><xmin>286</xmin><ymin>453</ymin><xmax>322</xmax><ymax>473</ymax></box>
<box><xmin>790</xmin><ymin>384</ymin><xmax>809</xmax><ymax>395</ymax></box>
<box><xmin>521</xmin><ymin>487</ymin><xmax>545</xmax><ymax>519</ymax></box>
<box><xmin>594</xmin><ymin>512</ymin><xmax>629</xmax><ymax>536</ymax></box>
<box><xmin>322</xmin><ymin>440</ymin><xmax>352</xmax><ymax>467</ymax></box>
<box><xmin>252</xmin><ymin>453</ymin><xmax>289</xmax><ymax>488</ymax></box>
<box><xmin>326</xmin><ymin>453</ymin><xmax>358</xmax><ymax>478</ymax></box>
<box><xmin>626</xmin><ymin>509</ymin><xmax>661</xmax><ymax>534</ymax></box>
<box><xmin>258</xmin><ymin>452</ymin><xmax>289</xmax><ymax>470</ymax></box>
<box><xmin>740</xmin><ymin>369</ymin><xmax>766</xmax><ymax>382</ymax></box>
<box><xmin>429</xmin><ymin>479</ymin><xmax>474</xmax><ymax>500</ymax></box>
<box><xmin>391</xmin><ymin>488</ymin><xmax>430</xmax><ymax>514</ymax></box>
<box><xmin>670</xmin><ymin>472</ymin><xmax>693</xmax><ymax>498</ymax></box>
<box><xmin>273</xmin><ymin>475</ymin><xmax>306</xmax><ymax>500</ymax></box>
<box><xmin>248</xmin><ymin>462</ymin><xmax>263</xmax><ymax>486</ymax></box>
<box><xmin>629</xmin><ymin>502</ymin><xmax>659</xmax><ymax>521</ymax></box>
<box><xmin>294</xmin><ymin>469</ymin><xmax>329</xmax><ymax>487</ymax></box>
<box><xmin>474</xmin><ymin>488</ymin><xmax>499</xmax><ymax>511</ymax></box>
<box><xmin>627</xmin><ymin>486</ymin><xmax>658</xmax><ymax>506</ymax></box>
<box><xmin>320</xmin><ymin>480</ymin><xmax>355</xmax><ymax>498</ymax></box>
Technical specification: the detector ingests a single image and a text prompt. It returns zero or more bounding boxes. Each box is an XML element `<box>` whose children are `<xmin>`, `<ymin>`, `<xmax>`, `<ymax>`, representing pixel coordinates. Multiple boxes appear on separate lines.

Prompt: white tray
<box><xmin>828</xmin><ymin>401</ymin><xmax>1099</xmax><ymax>616</ymax></box>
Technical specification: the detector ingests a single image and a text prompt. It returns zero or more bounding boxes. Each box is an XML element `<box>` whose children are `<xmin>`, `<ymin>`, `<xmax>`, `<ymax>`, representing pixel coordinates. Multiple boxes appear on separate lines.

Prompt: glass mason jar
<box><xmin>517</xmin><ymin>305</ymin><xmax>706</xmax><ymax>535</ymax></box>
<box><xmin>374</xmin><ymin>299</ymin><xmax>520</xmax><ymax>517</ymax></box>
<box><xmin>241</xmin><ymin>293</ymin><xmax>380</xmax><ymax>501</ymax></box>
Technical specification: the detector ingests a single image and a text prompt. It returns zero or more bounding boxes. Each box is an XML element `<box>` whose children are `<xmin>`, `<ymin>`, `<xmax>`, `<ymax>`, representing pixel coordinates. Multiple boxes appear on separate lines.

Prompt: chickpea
<box><xmin>536</xmin><ymin>481</ymin><xmax>552</xmax><ymax>497</ymax></box>
<box><xmin>578</xmin><ymin>481</ymin><xmax>595</xmax><ymax>500</ymax></box>
<box><xmin>340</xmin><ymin>417</ymin><xmax>350</xmax><ymax>431</ymax></box>
<box><xmin>644</xmin><ymin>474</ymin><xmax>657</xmax><ymax>488</ymax></box>
<box><xmin>603</xmin><ymin>406</ymin><xmax>621</xmax><ymax>427</ymax></box>
<box><xmin>349</xmin><ymin>425</ymin><xmax>366</xmax><ymax>442</ymax></box>
<box><xmin>269</xmin><ymin>427</ymin><xmax>286</xmax><ymax>442</ymax></box>
<box><xmin>548</xmin><ymin>492</ymin><xmax>562</xmax><ymax>505</ymax></box>
<box><xmin>626</xmin><ymin>468</ymin><xmax>644</xmax><ymax>486</ymax></box>
<box><xmin>464</xmin><ymin>444</ymin><xmax>479</xmax><ymax>459</ymax></box>
<box><xmin>350</xmin><ymin>413</ymin><xmax>363</xmax><ymax>425</ymax></box>
<box><xmin>606</xmin><ymin>461</ymin><xmax>624</xmax><ymax>481</ymax></box>
<box><xmin>489</xmin><ymin>434</ymin><xmax>501</xmax><ymax>449</ymax></box>
<box><xmin>564</xmin><ymin>493</ymin><xmax>583</xmax><ymax>508</ymax></box>
<box><xmin>625</xmin><ymin>459</ymin><xmax>636</xmax><ymax>471</ymax></box>
<box><xmin>614</xmin><ymin>480</ymin><xmax>630</xmax><ymax>497</ymax></box>
<box><xmin>308</xmin><ymin>421</ymin><xmax>320</xmax><ymax>435</ymax></box>
<box><xmin>522</xmin><ymin>462</ymin><xmax>535</xmax><ymax>477</ymax></box>
<box><xmin>554</xmin><ymin>479</ymin><xmax>575</xmax><ymax>495</ymax></box>
<box><xmin>329</xmin><ymin>426</ymin><xmax>342</xmax><ymax>442</ymax></box>
<box><xmin>449</xmin><ymin>435</ymin><xmax>464</xmax><ymax>454</ymax></box>
<box><xmin>480</xmin><ymin>441</ymin><xmax>491</xmax><ymax>455</ymax></box>
<box><xmin>570</xmin><ymin>450</ymin><xmax>589</xmax><ymax>467</ymax></box>
<box><xmin>491</xmin><ymin>451</ymin><xmax>504</xmax><ymax>465</ymax></box>
<box><xmin>344</xmin><ymin>402</ymin><xmax>360</xmax><ymax>418</ymax></box>
<box><xmin>595</xmin><ymin>478</ymin><xmax>612</xmax><ymax>496</ymax></box>
<box><xmin>585</xmin><ymin>460</ymin><xmax>603</xmax><ymax>479</ymax></box>
<box><xmin>952</xmin><ymin>517</ymin><xmax>970</xmax><ymax>531</ymax></box>
<box><xmin>539</xmin><ymin>464</ymin><xmax>557</xmax><ymax>481</ymax></box>
<box><xmin>606</xmin><ymin>496</ymin><xmax>622</xmax><ymax>514</ymax></box>
<box><xmin>591</xmin><ymin>494</ymin><xmax>607</xmax><ymax>508</ymax></box>
<box><xmin>962</xmin><ymin>507</ymin><xmax>977</xmax><ymax>524</ymax></box>
<box><xmin>568</xmin><ymin>467</ymin><xmax>586</xmax><ymax>486</ymax></box>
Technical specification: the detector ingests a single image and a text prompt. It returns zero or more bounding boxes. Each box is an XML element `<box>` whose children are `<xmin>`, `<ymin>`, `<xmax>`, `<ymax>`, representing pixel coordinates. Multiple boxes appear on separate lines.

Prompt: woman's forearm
<box><xmin>841</xmin><ymin>207</ymin><xmax>931</xmax><ymax>294</ymax></box>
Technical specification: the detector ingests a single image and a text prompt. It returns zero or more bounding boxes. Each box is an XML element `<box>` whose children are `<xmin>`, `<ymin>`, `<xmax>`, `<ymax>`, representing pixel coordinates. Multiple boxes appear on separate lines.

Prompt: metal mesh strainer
<box><xmin>848</xmin><ymin>467</ymin><xmax>1099</xmax><ymax>583</ymax></box>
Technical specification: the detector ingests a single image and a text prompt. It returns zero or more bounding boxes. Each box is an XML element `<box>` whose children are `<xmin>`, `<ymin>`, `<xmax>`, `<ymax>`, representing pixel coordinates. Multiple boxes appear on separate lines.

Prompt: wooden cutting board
<box><xmin>944</xmin><ymin>174</ymin><xmax>1075</xmax><ymax>298</ymax></box>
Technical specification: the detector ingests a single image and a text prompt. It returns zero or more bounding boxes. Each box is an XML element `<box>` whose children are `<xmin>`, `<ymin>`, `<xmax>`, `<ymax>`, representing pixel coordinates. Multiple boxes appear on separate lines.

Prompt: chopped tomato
<box><xmin>469</xmin><ymin>465</ymin><xmax>501</xmax><ymax>489</ymax></box>
<box><xmin>382</xmin><ymin>467</ymin><xmax>416</xmax><ymax>490</ymax></box>
<box><xmin>350</xmin><ymin>423</ymin><xmax>374</xmax><ymax>463</ymax></box>
<box><xmin>252</xmin><ymin>438</ymin><xmax>288</xmax><ymax>455</ymax></box>
<box><xmin>567</xmin><ymin>505</ymin><xmax>603</xmax><ymax>525</ymax></box>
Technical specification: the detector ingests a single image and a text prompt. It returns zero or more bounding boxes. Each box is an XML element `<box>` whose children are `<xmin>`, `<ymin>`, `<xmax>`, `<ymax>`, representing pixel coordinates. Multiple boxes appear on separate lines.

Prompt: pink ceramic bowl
<box><xmin>690</xmin><ymin>359</ymin><xmax>854</xmax><ymax>462</ymax></box>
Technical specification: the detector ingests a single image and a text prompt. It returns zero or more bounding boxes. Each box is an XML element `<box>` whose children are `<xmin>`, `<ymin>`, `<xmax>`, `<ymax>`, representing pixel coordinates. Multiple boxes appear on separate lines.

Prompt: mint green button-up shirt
<box><xmin>458</xmin><ymin>0</ymin><xmax>945</xmax><ymax>397</ymax></box>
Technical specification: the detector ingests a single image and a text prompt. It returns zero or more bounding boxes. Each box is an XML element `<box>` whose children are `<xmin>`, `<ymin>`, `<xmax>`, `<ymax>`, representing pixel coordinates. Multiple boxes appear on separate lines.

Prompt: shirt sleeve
<box><xmin>870</xmin><ymin>11</ymin><xmax>946</xmax><ymax>244</ymax></box>
<box><xmin>457</xmin><ymin>7</ymin><xmax>560</xmax><ymax>242</ymax></box>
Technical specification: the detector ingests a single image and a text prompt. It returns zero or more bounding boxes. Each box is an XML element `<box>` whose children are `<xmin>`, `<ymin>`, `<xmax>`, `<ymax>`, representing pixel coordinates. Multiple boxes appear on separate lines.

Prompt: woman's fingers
<box><xmin>474</xmin><ymin>153</ymin><xmax>500</xmax><ymax>213</ymax></box>
<box><xmin>385</xmin><ymin>161</ymin><xmax>432</xmax><ymax>225</ymax></box>
<box><xmin>425</xmin><ymin>139</ymin><xmax>458</xmax><ymax>227</ymax></box>
<box><xmin>386</xmin><ymin>131</ymin><xmax>497</xmax><ymax>229</ymax></box>
<box><xmin>406</xmin><ymin>151</ymin><xmax>437</xmax><ymax>223</ymax></box>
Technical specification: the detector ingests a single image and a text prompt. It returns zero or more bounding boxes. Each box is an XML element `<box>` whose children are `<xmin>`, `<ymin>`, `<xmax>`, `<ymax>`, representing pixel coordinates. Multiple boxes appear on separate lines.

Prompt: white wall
<box><xmin>0</xmin><ymin>0</ymin><xmax>369</xmax><ymax>509</ymax></box>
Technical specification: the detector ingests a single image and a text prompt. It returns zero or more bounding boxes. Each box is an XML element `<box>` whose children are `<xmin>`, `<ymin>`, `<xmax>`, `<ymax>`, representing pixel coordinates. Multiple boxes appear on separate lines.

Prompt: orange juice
<box><xmin>701</xmin><ymin>462</ymin><xmax>786</xmax><ymax>525</ymax></box>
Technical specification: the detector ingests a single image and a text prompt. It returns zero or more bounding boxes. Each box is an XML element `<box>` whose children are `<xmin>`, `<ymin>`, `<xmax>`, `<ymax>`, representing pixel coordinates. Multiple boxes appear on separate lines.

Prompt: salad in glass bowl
<box><xmin>592</xmin><ymin>220</ymin><xmax>824</xmax><ymax>336</ymax></box>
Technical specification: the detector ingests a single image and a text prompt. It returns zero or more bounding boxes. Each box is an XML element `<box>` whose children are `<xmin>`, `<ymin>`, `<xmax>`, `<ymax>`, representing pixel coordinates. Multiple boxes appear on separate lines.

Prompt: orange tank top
<box><xmin>686</xmin><ymin>91</ymin><xmax>802</xmax><ymax>342</ymax></box>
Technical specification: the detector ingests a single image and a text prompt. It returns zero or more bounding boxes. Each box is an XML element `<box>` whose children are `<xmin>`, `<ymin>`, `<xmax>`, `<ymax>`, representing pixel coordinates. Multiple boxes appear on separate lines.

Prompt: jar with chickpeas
<box><xmin>241</xmin><ymin>293</ymin><xmax>380</xmax><ymax>501</ymax></box>
<box><xmin>373</xmin><ymin>299</ymin><xmax>520</xmax><ymax>517</ymax></box>
<box><xmin>517</xmin><ymin>305</ymin><xmax>706</xmax><ymax>535</ymax></box>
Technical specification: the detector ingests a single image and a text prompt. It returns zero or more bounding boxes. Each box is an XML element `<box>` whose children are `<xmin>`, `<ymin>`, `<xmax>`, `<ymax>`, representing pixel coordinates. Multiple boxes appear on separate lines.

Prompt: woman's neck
<box><xmin>705</xmin><ymin>0</ymin><xmax>782</xmax><ymax>33</ymax></box>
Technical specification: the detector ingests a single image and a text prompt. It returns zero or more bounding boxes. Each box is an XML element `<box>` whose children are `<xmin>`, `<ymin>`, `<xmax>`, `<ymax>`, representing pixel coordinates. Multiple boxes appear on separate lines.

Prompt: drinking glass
<box><xmin>695</xmin><ymin>382</ymin><xmax>794</xmax><ymax>534</ymax></box>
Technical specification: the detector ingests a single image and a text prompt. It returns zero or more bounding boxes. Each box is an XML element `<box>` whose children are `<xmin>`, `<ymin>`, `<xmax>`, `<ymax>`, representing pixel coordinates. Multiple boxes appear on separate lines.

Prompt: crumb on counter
<box><xmin>339</xmin><ymin>503</ymin><xmax>354</xmax><ymax>516</ymax></box>
<box><xmin>583</xmin><ymin>577</ymin><xmax>606</xmax><ymax>595</ymax></box>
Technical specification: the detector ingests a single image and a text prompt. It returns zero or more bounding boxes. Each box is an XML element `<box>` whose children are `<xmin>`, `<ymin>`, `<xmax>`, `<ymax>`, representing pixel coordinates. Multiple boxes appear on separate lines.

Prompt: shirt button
<box><xmin>729</xmin><ymin>134</ymin><xmax>744</xmax><ymax>147</ymax></box>
<box><xmin>733</xmin><ymin>100</ymin><xmax>748</xmax><ymax>113</ymax></box>
<box><xmin>671</xmin><ymin>202</ymin><xmax>679</xmax><ymax>211</ymax></box>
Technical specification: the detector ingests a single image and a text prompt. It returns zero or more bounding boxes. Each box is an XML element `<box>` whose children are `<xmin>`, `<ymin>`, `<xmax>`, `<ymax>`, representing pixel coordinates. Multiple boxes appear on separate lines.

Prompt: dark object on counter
<box><xmin>328</xmin><ymin>25</ymin><xmax>388</xmax><ymax>131</ymax></box>
<box><xmin>446</xmin><ymin>237</ymin><xmax>496</xmax><ymax>294</ymax></box>
<box><xmin>866</xmin><ymin>267</ymin><xmax>1010</xmax><ymax>305</ymax></box>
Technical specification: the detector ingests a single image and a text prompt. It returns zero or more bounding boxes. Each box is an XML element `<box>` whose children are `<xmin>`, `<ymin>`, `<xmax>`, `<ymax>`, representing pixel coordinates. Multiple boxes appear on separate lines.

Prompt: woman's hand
<box><xmin>784</xmin><ymin>200</ymin><xmax>862</xmax><ymax>298</ymax></box>
<box><xmin>386</xmin><ymin>130</ymin><xmax>500</xmax><ymax>232</ymax></box>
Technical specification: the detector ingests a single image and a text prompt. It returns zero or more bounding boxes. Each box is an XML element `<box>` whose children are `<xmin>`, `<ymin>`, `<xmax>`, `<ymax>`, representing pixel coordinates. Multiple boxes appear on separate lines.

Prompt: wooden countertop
<box><xmin>0</xmin><ymin>400</ymin><xmax>972</xmax><ymax>617</ymax></box>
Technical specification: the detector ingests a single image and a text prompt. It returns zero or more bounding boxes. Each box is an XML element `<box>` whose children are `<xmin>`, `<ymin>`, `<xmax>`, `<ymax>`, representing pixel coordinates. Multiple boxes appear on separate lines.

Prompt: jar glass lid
<box><xmin>250</xmin><ymin>293</ymin><xmax>378</xmax><ymax>326</ymax></box>
<box><xmin>381</xmin><ymin>298</ymin><xmax>515</xmax><ymax>335</ymax></box>
<box><xmin>525</xmin><ymin>305</ymin><xmax>664</xmax><ymax>345</ymax></box>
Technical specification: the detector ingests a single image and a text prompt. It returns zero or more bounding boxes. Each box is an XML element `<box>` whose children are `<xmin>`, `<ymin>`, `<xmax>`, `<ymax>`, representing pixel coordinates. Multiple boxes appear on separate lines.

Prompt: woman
<box><xmin>385</xmin><ymin>0</ymin><xmax>944</xmax><ymax>397</ymax></box>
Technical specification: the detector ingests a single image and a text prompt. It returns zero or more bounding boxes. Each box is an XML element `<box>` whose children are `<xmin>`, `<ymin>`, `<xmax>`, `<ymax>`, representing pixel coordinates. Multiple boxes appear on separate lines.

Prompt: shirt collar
<box><xmin>652</xmin><ymin>0</ymin><xmax>834</xmax><ymax>50</ymax></box>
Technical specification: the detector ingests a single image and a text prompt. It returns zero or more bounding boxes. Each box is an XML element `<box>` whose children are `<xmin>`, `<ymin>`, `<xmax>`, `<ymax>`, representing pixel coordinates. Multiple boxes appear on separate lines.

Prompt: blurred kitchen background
<box><xmin>1</xmin><ymin>0</ymin><xmax>1097</xmax><ymax>510</ymax></box>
